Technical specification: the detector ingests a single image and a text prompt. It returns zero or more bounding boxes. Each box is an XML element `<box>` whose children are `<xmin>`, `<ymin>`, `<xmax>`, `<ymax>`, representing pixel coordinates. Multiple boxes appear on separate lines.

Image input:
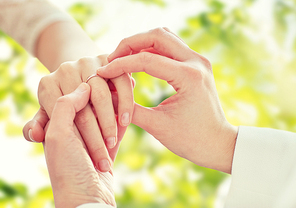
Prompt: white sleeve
<box><xmin>225</xmin><ymin>126</ymin><xmax>296</xmax><ymax>208</ymax></box>
<box><xmin>0</xmin><ymin>0</ymin><xmax>72</xmax><ymax>56</ymax></box>
<box><xmin>76</xmin><ymin>203</ymin><xmax>114</xmax><ymax>208</ymax></box>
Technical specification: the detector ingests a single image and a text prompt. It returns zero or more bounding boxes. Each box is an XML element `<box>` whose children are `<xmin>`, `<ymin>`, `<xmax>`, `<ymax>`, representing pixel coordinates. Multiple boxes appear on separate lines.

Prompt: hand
<box><xmin>44</xmin><ymin>83</ymin><xmax>118</xmax><ymax>208</ymax></box>
<box><xmin>97</xmin><ymin>28</ymin><xmax>238</xmax><ymax>174</ymax></box>
<box><xmin>23</xmin><ymin>55</ymin><xmax>134</xmax><ymax>172</ymax></box>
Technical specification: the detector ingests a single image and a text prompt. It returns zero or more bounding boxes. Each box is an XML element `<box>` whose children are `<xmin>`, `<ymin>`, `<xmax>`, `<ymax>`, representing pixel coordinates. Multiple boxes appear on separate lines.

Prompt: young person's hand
<box><xmin>97</xmin><ymin>28</ymin><xmax>238</xmax><ymax>174</ymax></box>
<box><xmin>44</xmin><ymin>83</ymin><xmax>118</xmax><ymax>208</ymax></box>
<box><xmin>23</xmin><ymin>55</ymin><xmax>134</xmax><ymax>172</ymax></box>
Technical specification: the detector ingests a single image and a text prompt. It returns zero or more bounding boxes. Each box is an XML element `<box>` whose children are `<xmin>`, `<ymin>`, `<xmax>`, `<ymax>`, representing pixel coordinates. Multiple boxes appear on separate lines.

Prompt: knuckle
<box><xmin>101</xmin><ymin>125</ymin><xmax>116</xmax><ymax>137</ymax></box>
<box><xmin>75</xmin><ymin>111</ymin><xmax>92</xmax><ymax>127</ymax></box>
<box><xmin>92</xmin><ymin>145</ymin><xmax>106</xmax><ymax>156</ymax></box>
<box><xmin>200</xmin><ymin>55</ymin><xmax>212</xmax><ymax>72</ymax></box>
<box><xmin>150</xmin><ymin>28</ymin><xmax>168</xmax><ymax>53</ymax></box>
<box><xmin>77</xmin><ymin>56</ymin><xmax>92</xmax><ymax>65</ymax></box>
<box><xmin>182</xmin><ymin>64</ymin><xmax>204</xmax><ymax>81</ymax></box>
<box><xmin>39</xmin><ymin>75</ymin><xmax>51</xmax><ymax>89</ymax></box>
<box><xmin>58</xmin><ymin>61</ymin><xmax>74</xmax><ymax>76</ymax></box>
<box><xmin>151</xmin><ymin>27</ymin><xmax>167</xmax><ymax>36</ymax></box>
<box><xmin>97</xmin><ymin>54</ymin><xmax>108</xmax><ymax>65</ymax></box>
<box><xmin>92</xmin><ymin>87</ymin><xmax>111</xmax><ymax>102</ymax></box>
<box><xmin>119</xmin><ymin>94</ymin><xmax>134</xmax><ymax>110</ymax></box>
<box><xmin>56</xmin><ymin>96</ymin><xmax>71</xmax><ymax>106</ymax></box>
<box><xmin>162</xmin><ymin>27</ymin><xmax>171</xmax><ymax>32</ymax></box>
<box><xmin>38</xmin><ymin>75</ymin><xmax>55</xmax><ymax>100</ymax></box>
<box><xmin>59</xmin><ymin>61</ymin><xmax>72</xmax><ymax>69</ymax></box>
<box><xmin>119</xmin><ymin>37</ymin><xmax>129</xmax><ymax>47</ymax></box>
<box><xmin>139</xmin><ymin>52</ymin><xmax>154</xmax><ymax>66</ymax></box>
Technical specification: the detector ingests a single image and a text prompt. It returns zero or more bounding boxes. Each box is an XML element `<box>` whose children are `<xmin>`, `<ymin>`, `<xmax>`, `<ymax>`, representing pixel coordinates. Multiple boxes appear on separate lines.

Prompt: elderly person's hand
<box><xmin>23</xmin><ymin>55</ymin><xmax>134</xmax><ymax>172</ymax></box>
<box><xmin>97</xmin><ymin>28</ymin><xmax>238</xmax><ymax>174</ymax></box>
<box><xmin>45</xmin><ymin>83</ymin><xmax>120</xmax><ymax>208</ymax></box>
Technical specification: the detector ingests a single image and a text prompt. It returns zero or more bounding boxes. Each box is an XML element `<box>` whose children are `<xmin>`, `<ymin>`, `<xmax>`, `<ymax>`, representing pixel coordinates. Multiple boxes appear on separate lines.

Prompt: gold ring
<box><xmin>85</xmin><ymin>74</ymin><xmax>99</xmax><ymax>83</ymax></box>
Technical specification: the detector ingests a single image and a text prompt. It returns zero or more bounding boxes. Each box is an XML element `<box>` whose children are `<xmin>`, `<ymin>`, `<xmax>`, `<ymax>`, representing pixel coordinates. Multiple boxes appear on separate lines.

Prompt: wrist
<box><xmin>188</xmin><ymin>123</ymin><xmax>238</xmax><ymax>174</ymax></box>
<box><xmin>37</xmin><ymin>21</ymin><xmax>101</xmax><ymax>72</ymax></box>
<box><xmin>213</xmin><ymin>124</ymin><xmax>238</xmax><ymax>174</ymax></box>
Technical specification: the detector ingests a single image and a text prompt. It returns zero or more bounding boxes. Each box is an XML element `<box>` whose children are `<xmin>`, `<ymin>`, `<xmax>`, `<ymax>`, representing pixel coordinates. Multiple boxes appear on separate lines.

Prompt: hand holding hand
<box><xmin>44</xmin><ymin>83</ymin><xmax>117</xmax><ymax>208</ymax></box>
<box><xmin>23</xmin><ymin>55</ymin><xmax>134</xmax><ymax>172</ymax></box>
<box><xmin>97</xmin><ymin>28</ymin><xmax>238</xmax><ymax>174</ymax></box>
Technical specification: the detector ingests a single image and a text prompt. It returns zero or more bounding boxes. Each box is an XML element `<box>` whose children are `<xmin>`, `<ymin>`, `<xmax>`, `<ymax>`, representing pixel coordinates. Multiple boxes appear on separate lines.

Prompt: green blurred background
<box><xmin>1</xmin><ymin>0</ymin><xmax>296</xmax><ymax>207</ymax></box>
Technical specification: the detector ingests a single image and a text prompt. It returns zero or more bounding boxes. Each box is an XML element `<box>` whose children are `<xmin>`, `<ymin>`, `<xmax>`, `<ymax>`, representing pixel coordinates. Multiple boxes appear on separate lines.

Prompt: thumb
<box><xmin>49</xmin><ymin>83</ymin><xmax>90</xmax><ymax>130</ymax></box>
<box><xmin>132</xmin><ymin>103</ymin><xmax>163</xmax><ymax>134</ymax></box>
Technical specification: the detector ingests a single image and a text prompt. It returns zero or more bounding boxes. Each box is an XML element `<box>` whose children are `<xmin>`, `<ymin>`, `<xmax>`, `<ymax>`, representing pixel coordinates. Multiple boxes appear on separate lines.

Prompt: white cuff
<box><xmin>225</xmin><ymin>126</ymin><xmax>296</xmax><ymax>207</ymax></box>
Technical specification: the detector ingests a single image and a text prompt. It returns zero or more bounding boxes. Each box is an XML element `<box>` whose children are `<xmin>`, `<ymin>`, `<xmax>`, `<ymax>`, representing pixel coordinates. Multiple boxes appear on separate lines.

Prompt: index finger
<box><xmin>108</xmin><ymin>27</ymin><xmax>194</xmax><ymax>62</ymax></box>
<box><xmin>97</xmin><ymin>52</ymin><xmax>186</xmax><ymax>91</ymax></box>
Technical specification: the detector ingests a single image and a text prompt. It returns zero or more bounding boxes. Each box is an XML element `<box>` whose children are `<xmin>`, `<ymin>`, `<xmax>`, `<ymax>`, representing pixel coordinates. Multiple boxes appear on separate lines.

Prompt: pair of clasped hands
<box><xmin>23</xmin><ymin>28</ymin><xmax>238</xmax><ymax>207</ymax></box>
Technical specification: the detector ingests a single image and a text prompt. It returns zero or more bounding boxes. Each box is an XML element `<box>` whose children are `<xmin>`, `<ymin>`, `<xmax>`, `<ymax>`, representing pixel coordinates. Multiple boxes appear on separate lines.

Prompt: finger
<box><xmin>97</xmin><ymin>54</ymin><xmax>109</xmax><ymax>66</ymax></box>
<box><xmin>88</xmin><ymin>77</ymin><xmax>117</xmax><ymax>149</ymax></box>
<box><xmin>162</xmin><ymin>27</ymin><xmax>187</xmax><ymax>44</ymax></box>
<box><xmin>38</xmin><ymin>74</ymin><xmax>88</xmax><ymax>149</ymax></box>
<box><xmin>38</xmin><ymin>75</ymin><xmax>63</xmax><ymax>118</ymax></box>
<box><xmin>58</xmin><ymin>59</ymin><xmax>114</xmax><ymax>172</ymax></box>
<box><xmin>74</xmin><ymin>104</ymin><xmax>112</xmax><ymax>172</ymax></box>
<box><xmin>108</xmin><ymin>124</ymin><xmax>127</xmax><ymax>162</ymax></box>
<box><xmin>108</xmin><ymin>74</ymin><xmax>135</xmax><ymax>91</ymax></box>
<box><xmin>78</xmin><ymin>57</ymin><xmax>118</xmax><ymax>150</ymax></box>
<box><xmin>110</xmin><ymin>74</ymin><xmax>134</xmax><ymax>127</ymax></box>
<box><xmin>97</xmin><ymin>52</ymin><xmax>186</xmax><ymax>91</ymax></box>
<box><xmin>108</xmin><ymin>27</ymin><xmax>194</xmax><ymax>62</ymax></box>
<box><xmin>50</xmin><ymin>83</ymin><xmax>90</xmax><ymax>130</ymax></box>
<box><xmin>115</xmin><ymin>74</ymin><xmax>136</xmax><ymax>89</ymax></box>
<box><xmin>23</xmin><ymin>108</ymin><xmax>49</xmax><ymax>143</ymax></box>
<box><xmin>47</xmin><ymin>84</ymin><xmax>92</xmax><ymax>156</ymax></box>
<box><xmin>106</xmin><ymin>93</ymin><xmax>128</xmax><ymax>161</ymax></box>
<box><xmin>101</xmin><ymin>94</ymin><xmax>124</xmax><ymax>162</ymax></box>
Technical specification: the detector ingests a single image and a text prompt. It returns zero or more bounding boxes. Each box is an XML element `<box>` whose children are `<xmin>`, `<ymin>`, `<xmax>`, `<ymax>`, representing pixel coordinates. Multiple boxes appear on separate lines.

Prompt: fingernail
<box><xmin>28</xmin><ymin>129</ymin><xmax>37</xmax><ymax>143</ymax></box>
<box><xmin>76</xmin><ymin>83</ymin><xmax>88</xmax><ymax>92</ymax></box>
<box><xmin>106</xmin><ymin>137</ymin><xmax>116</xmax><ymax>149</ymax></box>
<box><xmin>98</xmin><ymin>159</ymin><xmax>111</xmax><ymax>172</ymax></box>
<box><xmin>121</xmin><ymin>112</ymin><xmax>130</xmax><ymax>126</ymax></box>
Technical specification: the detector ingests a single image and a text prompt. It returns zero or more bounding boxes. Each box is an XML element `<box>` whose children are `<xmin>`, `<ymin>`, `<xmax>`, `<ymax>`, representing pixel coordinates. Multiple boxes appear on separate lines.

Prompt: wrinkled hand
<box><xmin>45</xmin><ymin>83</ymin><xmax>118</xmax><ymax>208</ymax></box>
<box><xmin>23</xmin><ymin>55</ymin><xmax>134</xmax><ymax>172</ymax></box>
<box><xmin>97</xmin><ymin>28</ymin><xmax>238</xmax><ymax>174</ymax></box>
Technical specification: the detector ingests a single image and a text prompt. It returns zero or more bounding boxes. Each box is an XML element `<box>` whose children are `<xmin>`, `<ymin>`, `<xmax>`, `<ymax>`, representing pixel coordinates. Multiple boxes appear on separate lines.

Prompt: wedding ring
<box><xmin>85</xmin><ymin>74</ymin><xmax>99</xmax><ymax>83</ymax></box>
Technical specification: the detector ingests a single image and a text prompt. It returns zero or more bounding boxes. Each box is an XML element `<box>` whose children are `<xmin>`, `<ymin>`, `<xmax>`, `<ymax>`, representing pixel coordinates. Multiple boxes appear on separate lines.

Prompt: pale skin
<box><xmin>44</xmin><ymin>83</ymin><xmax>118</xmax><ymax>208</ymax></box>
<box><xmin>97</xmin><ymin>27</ymin><xmax>239</xmax><ymax>174</ymax></box>
<box><xmin>22</xmin><ymin>21</ymin><xmax>134</xmax><ymax>172</ymax></box>
<box><xmin>27</xmin><ymin>27</ymin><xmax>239</xmax><ymax>206</ymax></box>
